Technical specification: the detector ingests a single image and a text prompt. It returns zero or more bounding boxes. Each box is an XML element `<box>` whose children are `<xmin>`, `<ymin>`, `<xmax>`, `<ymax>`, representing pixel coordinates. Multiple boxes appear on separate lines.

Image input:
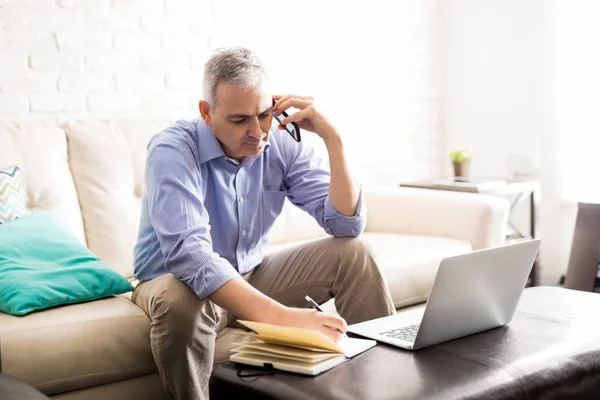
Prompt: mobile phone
<box><xmin>272</xmin><ymin>99</ymin><xmax>301</xmax><ymax>142</ymax></box>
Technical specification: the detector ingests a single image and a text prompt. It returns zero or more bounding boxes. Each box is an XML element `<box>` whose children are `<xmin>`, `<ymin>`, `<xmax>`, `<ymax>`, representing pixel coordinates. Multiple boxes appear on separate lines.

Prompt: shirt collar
<box><xmin>196</xmin><ymin>118</ymin><xmax>225</xmax><ymax>164</ymax></box>
<box><xmin>195</xmin><ymin>118</ymin><xmax>274</xmax><ymax>165</ymax></box>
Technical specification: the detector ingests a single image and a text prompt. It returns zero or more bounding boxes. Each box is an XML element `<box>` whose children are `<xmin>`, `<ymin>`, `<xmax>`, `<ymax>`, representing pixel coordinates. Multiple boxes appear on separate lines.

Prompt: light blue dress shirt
<box><xmin>133</xmin><ymin>118</ymin><xmax>366</xmax><ymax>298</ymax></box>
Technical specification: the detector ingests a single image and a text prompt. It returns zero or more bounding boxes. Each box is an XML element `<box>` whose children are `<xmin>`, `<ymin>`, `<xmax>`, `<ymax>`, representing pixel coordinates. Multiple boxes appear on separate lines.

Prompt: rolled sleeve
<box><xmin>146</xmin><ymin>142</ymin><xmax>240</xmax><ymax>298</ymax></box>
<box><xmin>323</xmin><ymin>186</ymin><xmax>367</xmax><ymax>237</ymax></box>
<box><xmin>282</xmin><ymin>133</ymin><xmax>367</xmax><ymax>238</ymax></box>
<box><xmin>173</xmin><ymin>242</ymin><xmax>240</xmax><ymax>298</ymax></box>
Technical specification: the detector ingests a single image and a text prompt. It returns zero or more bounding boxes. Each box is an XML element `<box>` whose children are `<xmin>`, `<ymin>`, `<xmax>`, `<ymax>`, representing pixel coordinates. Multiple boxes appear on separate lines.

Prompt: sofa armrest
<box><xmin>364</xmin><ymin>187</ymin><xmax>510</xmax><ymax>250</ymax></box>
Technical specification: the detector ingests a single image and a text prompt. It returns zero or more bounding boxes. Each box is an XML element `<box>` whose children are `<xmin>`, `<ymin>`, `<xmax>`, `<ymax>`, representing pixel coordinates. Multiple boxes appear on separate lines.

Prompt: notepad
<box><xmin>230</xmin><ymin>320</ymin><xmax>377</xmax><ymax>376</ymax></box>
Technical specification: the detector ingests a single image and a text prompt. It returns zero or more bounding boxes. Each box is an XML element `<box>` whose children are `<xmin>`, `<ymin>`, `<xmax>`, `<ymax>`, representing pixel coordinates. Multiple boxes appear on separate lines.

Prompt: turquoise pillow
<box><xmin>0</xmin><ymin>212</ymin><xmax>134</xmax><ymax>316</ymax></box>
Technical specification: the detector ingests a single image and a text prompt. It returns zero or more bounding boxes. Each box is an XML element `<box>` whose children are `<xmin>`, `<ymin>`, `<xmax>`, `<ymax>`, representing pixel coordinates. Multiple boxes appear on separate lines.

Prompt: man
<box><xmin>133</xmin><ymin>47</ymin><xmax>395</xmax><ymax>400</ymax></box>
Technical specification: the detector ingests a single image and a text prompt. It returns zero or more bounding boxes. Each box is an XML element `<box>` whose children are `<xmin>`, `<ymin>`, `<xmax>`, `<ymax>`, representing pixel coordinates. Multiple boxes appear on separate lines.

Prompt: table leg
<box><xmin>530</xmin><ymin>190</ymin><xmax>536</xmax><ymax>238</ymax></box>
<box><xmin>529</xmin><ymin>191</ymin><xmax>538</xmax><ymax>286</ymax></box>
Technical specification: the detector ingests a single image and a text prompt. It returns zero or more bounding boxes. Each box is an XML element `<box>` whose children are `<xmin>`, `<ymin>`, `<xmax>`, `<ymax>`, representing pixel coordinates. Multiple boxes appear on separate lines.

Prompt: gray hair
<box><xmin>202</xmin><ymin>47</ymin><xmax>267</xmax><ymax>108</ymax></box>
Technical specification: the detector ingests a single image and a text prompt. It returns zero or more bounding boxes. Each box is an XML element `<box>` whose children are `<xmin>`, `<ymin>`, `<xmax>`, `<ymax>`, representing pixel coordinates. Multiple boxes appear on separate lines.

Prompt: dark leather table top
<box><xmin>210</xmin><ymin>287</ymin><xmax>600</xmax><ymax>400</ymax></box>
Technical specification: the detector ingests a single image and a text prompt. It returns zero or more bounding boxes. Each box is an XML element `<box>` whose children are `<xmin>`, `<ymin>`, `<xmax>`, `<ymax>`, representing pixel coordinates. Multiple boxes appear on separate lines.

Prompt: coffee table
<box><xmin>210</xmin><ymin>287</ymin><xmax>600</xmax><ymax>399</ymax></box>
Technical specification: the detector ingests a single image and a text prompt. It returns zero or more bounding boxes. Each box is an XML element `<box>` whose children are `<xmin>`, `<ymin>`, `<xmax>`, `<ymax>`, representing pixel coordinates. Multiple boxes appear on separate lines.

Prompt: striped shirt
<box><xmin>133</xmin><ymin>118</ymin><xmax>365</xmax><ymax>298</ymax></box>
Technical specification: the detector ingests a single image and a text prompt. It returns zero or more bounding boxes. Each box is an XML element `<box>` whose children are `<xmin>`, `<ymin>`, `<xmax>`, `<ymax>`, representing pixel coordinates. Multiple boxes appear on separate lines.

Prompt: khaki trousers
<box><xmin>132</xmin><ymin>236</ymin><xmax>395</xmax><ymax>400</ymax></box>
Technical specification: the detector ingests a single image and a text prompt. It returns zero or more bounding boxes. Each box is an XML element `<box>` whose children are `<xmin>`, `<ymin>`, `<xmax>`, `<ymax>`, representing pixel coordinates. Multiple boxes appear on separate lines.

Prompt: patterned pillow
<box><xmin>0</xmin><ymin>165</ymin><xmax>27</xmax><ymax>224</ymax></box>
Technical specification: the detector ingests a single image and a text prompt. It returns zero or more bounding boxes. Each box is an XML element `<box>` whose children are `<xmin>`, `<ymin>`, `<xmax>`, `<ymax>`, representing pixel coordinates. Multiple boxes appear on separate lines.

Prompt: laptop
<box><xmin>348</xmin><ymin>239</ymin><xmax>541</xmax><ymax>350</ymax></box>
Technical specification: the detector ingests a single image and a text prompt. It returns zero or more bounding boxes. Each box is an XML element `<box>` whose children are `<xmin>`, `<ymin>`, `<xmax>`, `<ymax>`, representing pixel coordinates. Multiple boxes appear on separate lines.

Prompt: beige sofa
<box><xmin>0</xmin><ymin>119</ymin><xmax>509</xmax><ymax>399</ymax></box>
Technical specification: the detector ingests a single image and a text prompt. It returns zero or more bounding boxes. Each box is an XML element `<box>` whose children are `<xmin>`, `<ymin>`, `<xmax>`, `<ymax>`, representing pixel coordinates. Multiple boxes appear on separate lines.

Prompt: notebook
<box><xmin>230</xmin><ymin>320</ymin><xmax>377</xmax><ymax>376</ymax></box>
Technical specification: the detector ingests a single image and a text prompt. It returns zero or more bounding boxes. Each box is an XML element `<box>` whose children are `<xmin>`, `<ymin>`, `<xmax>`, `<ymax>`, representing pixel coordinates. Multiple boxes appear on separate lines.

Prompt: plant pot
<box><xmin>453</xmin><ymin>161</ymin><xmax>470</xmax><ymax>177</ymax></box>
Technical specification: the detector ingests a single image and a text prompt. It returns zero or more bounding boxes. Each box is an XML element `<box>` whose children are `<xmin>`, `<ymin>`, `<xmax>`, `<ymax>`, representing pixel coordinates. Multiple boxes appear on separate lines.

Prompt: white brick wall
<box><xmin>0</xmin><ymin>0</ymin><xmax>444</xmax><ymax>185</ymax></box>
<box><xmin>30</xmin><ymin>93</ymin><xmax>85</xmax><ymax>112</ymax></box>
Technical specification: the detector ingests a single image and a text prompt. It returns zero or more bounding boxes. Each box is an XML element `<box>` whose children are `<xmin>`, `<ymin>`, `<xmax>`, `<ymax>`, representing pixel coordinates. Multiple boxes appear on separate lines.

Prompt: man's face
<box><xmin>200</xmin><ymin>78</ymin><xmax>273</xmax><ymax>161</ymax></box>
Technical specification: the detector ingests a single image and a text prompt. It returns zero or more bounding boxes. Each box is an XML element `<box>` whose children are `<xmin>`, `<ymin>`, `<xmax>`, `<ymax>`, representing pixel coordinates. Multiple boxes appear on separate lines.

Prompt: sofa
<box><xmin>0</xmin><ymin>118</ymin><xmax>509</xmax><ymax>399</ymax></box>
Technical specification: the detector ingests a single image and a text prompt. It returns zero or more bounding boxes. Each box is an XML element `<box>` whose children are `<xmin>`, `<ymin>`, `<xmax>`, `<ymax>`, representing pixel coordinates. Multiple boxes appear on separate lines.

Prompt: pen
<box><xmin>305</xmin><ymin>295</ymin><xmax>324</xmax><ymax>312</ymax></box>
<box><xmin>305</xmin><ymin>295</ymin><xmax>347</xmax><ymax>337</ymax></box>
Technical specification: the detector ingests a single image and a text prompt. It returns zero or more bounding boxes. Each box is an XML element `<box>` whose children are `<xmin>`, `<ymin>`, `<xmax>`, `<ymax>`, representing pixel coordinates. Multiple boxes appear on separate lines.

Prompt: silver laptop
<box><xmin>348</xmin><ymin>239</ymin><xmax>541</xmax><ymax>350</ymax></box>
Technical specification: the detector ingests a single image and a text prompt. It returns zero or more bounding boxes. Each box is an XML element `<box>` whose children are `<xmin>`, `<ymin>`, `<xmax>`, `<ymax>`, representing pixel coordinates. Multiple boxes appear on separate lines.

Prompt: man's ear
<box><xmin>199</xmin><ymin>100</ymin><xmax>212</xmax><ymax>126</ymax></box>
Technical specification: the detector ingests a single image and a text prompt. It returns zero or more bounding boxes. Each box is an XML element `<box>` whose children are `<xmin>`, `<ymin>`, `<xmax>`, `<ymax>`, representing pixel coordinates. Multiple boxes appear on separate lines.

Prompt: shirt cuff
<box><xmin>323</xmin><ymin>186</ymin><xmax>367</xmax><ymax>237</ymax></box>
<box><xmin>189</xmin><ymin>256</ymin><xmax>241</xmax><ymax>299</ymax></box>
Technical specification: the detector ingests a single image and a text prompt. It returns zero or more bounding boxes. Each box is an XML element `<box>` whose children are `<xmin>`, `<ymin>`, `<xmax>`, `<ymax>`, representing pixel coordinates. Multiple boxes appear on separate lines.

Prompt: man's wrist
<box><xmin>261</xmin><ymin>301</ymin><xmax>291</xmax><ymax>325</ymax></box>
<box><xmin>323</xmin><ymin>133</ymin><xmax>343</xmax><ymax>148</ymax></box>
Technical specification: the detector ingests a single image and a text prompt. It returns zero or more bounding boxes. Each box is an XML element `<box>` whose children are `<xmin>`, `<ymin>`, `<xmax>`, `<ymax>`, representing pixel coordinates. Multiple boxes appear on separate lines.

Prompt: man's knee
<box><xmin>329</xmin><ymin>237</ymin><xmax>381</xmax><ymax>278</ymax></box>
<box><xmin>140</xmin><ymin>274</ymin><xmax>220</xmax><ymax>340</ymax></box>
<box><xmin>333</xmin><ymin>236</ymin><xmax>376</xmax><ymax>259</ymax></box>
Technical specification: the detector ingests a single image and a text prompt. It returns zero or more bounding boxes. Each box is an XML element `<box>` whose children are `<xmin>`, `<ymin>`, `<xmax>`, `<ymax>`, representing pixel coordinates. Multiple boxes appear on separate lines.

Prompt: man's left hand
<box><xmin>272</xmin><ymin>94</ymin><xmax>339</xmax><ymax>141</ymax></box>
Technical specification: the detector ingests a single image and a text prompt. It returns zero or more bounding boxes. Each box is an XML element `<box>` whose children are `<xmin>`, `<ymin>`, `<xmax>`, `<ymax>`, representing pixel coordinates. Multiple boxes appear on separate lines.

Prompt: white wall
<box><xmin>443</xmin><ymin>0</ymin><xmax>572</xmax><ymax>285</ymax></box>
<box><xmin>0</xmin><ymin>0</ymin><xmax>210</xmax><ymax>119</ymax></box>
<box><xmin>0</xmin><ymin>0</ymin><xmax>446</xmax><ymax>187</ymax></box>
<box><xmin>443</xmin><ymin>0</ymin><xmax>549</xmax><ymax>177</ymax></box>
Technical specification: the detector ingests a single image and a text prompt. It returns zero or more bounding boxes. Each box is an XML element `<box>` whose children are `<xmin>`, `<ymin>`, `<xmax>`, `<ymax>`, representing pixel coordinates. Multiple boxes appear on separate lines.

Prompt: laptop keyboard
<box><xmin>380</xmin><ymin>323</ymin><xmax>420</xmax><ymax>342</ymax></box>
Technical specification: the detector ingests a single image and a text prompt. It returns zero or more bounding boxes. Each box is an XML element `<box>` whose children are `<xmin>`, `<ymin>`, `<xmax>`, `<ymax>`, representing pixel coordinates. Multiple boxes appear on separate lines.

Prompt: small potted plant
<box><xmin>449</xmin><ymin>149</ymin><xmax>473</xmax><ymax>177</ymax></box>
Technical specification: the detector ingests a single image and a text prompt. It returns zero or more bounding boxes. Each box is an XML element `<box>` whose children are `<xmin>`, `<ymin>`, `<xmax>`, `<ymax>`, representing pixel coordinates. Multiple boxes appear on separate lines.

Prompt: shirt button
<box><xmin>242</xmin><ymin>230</ymin><xmax>247</xmax><ymax>236</ymax></box>
<box><xmin>239</xmin><ymin>197</ymin><xmax>243</xmax><ymax>203</ymax></box>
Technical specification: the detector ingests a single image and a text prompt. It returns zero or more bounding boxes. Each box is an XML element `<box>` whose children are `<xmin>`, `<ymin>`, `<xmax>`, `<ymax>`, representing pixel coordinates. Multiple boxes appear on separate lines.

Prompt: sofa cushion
<box><xmin>0</xmin><ymin>165</ymin><xmax>26</xmax><ymax>224</ymax></box>
<box><xmin>266</xmin><ymin>233</ymin><xmax>472</xmax><ymax>309</ymax></box>
<box><xmin>0</xmin><ymin>122</ymin><xmax>86</xmax><ymax>245</ymax></box>
<box><xmin>61</xmin><ymin>118</ymin><xmax>173</xmax><ymax>278</ymax></box>
<box><xmin>0</xmin><ymin>373</ymin><xmax>51</xmax><ymax>400</ymax></box>
<box><xmin>361</xmin><ymin>233</ymin><xmax>472</xmax><ymax>308</ymax></box>
<box><xmin>0</xmin><ymin>296</ymin><xmax>156</xmax><ymax>396</ymax></box>
<box><xmin>48</xmin><ymin>373</ymin><xmax>166</xmax><ymax>400</ymax></box>
<box><xmin>0</xmin><ymin>212</ymin><xmax>134</xmax><ymax>316</ymax></box>
<box><xmin>268</xmin><ymin>199</ymin><xmax>328</xmax><ymax>245</ymax></box>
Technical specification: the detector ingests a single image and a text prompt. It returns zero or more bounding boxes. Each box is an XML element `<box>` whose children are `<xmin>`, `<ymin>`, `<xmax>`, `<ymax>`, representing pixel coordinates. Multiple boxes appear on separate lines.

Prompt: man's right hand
<box><xmin>210</xmin><ymin>277</ymin><xmax>348</xmax><ymax>342</ymax></box>
<box><xmin>276</xmin><ymin>306</ymin><xmax>348</xmax><ymax>342</ymax></box>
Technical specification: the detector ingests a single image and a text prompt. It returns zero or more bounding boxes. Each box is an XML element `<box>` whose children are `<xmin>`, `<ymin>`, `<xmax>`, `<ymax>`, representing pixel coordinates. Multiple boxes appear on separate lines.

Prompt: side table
<box><xmin>400</xmin><ymin>178</ymin><xmax>540</xmax><ymax>285</ymax></box>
